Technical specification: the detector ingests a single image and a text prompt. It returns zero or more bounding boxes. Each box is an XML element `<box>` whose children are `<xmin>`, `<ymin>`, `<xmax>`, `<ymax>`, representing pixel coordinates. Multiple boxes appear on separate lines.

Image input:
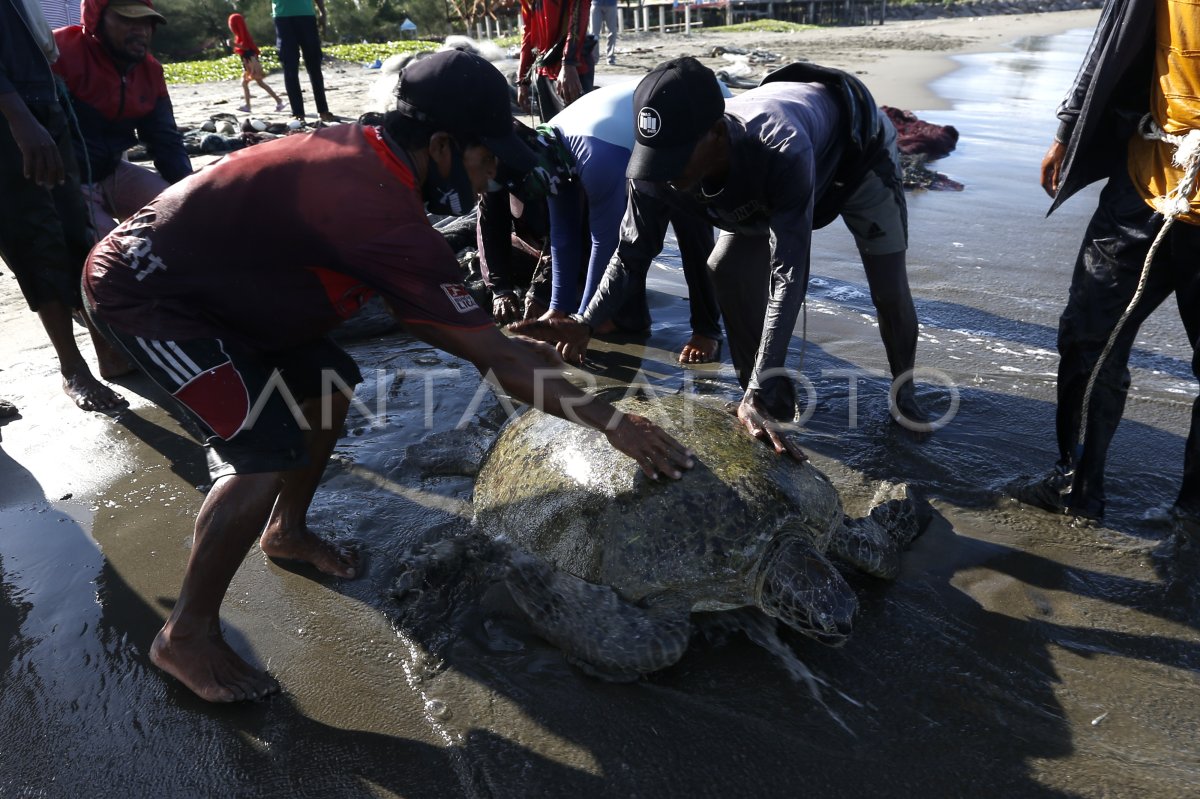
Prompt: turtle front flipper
<box><xmin>505</xmin><ymin>551</ymin><xmax>692</xmax><ymax>681</ymax></box>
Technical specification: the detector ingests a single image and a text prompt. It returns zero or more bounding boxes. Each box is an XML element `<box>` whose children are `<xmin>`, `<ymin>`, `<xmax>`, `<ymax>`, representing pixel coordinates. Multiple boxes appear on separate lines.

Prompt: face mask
<box><xmin>423</xmin><ymin>141</ymin><xmax>476</xmax><ymax>216</ymax></box>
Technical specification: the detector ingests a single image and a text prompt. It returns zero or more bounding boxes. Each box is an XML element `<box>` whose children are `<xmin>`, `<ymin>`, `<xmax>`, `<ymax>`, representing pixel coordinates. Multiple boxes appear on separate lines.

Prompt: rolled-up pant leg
<box><xmin>83</xmin><ymin>160</ymin><xmax>169</xmax><ymax>241</ymax></box>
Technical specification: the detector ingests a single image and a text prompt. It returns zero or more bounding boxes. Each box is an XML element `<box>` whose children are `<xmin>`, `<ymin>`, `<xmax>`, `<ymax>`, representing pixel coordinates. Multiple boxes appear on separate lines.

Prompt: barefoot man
<box><xmin>1</xmin><ymin>0</ymin><xmax>128</xmax><ymax>410</ymax></box>
<box><xmin>83</xmin><ymin>50</ymin><xmax>694</xmax><ymax>702</ymax></box>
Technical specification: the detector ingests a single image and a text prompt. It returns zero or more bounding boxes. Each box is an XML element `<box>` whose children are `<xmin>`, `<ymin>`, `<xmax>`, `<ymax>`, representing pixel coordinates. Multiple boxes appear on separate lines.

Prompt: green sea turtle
<box><xmin>461</xmin><ymin>392</ymin><xmax>925</xmax><ymax>680</ymax></box>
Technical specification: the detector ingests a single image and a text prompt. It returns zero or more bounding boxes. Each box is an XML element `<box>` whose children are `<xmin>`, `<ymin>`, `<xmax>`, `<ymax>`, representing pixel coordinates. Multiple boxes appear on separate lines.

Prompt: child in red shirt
<box><xmin>228</xmin><ymin>13</ymin><xmax>283</xmax><ymax>113</ymax></box>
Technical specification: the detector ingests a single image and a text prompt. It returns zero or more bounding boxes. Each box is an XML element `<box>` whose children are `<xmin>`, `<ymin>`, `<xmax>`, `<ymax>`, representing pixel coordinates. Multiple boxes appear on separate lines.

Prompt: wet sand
<box><xmin>7</xmin><ymin>8</ymin><xmax>1200</xmax><ymax>798</ymax></box>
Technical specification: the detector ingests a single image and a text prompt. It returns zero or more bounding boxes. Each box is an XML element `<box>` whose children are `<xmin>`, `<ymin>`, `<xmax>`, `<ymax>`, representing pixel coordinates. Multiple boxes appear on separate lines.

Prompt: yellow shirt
<box><xmin>1127</xmin><ymin>0</ymin><xmax>1200</xmax><ymax>224</ymax></box>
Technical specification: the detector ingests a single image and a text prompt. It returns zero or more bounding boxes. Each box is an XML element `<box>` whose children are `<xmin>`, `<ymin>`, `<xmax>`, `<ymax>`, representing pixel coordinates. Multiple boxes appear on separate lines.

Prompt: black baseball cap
<box><xmin>396</xmin><ymin>50</ymin><xmax>536</xmax><ymax>173</ymax></box>
<box><xmin>627</xmin><ymin>57</ymin><xmax>725</xmax><ymax>182</ymax></box>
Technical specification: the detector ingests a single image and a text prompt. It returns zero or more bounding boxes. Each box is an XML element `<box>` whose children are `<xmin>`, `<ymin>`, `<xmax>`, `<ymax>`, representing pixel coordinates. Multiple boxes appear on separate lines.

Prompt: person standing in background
<box><xmin>517</xmin><ymin>0</ymin><xmax>593</xmax><ymax>121</ymax></box>
<box><xmin>591</xmin><ymin>0</ymin><xmax>618</xmax><ymax>66</ymax></box>
<box><xmin>272</xmin><ymin>0</ymin><xmax>334</xmax><ymax>123</ymax></box>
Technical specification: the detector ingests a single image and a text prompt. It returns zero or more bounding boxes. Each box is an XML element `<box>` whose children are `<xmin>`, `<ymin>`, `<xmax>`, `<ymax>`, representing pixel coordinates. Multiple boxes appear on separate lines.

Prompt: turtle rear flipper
<box><xmin>832</xmin><ymin>487</ymin><xmax>929</xmax><ymax>578</ymax></box>
<box><xmin>505</xmin><ymin>552</ymin><xmax>692</xmax><ymax>681</ymax></box>
<box><xmin>832</xmin><ymin>513</ymin><xmax>902</xmax><ymax>579</ymax></box>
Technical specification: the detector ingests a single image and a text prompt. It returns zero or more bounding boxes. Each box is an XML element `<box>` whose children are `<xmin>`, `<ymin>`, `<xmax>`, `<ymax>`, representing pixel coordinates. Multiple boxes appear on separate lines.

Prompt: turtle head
<box><xmin>756</xmin><ymin>535</ymin><xmax>857</xmax><ymax>646</ymax></box>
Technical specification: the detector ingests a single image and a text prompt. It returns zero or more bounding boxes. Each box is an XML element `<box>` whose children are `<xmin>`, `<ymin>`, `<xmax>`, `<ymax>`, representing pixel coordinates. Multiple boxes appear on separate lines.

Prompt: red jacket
<box><xmin>51</xmin><ymin>0</ymin><xmax>190</xmax><ymax>183</ymax></box>
<box><xmin>517</xmin><ymin>0</ymin><xmax>590</xmax><ymax>82</ymax></box>
<box><xmin>228</xmin><ymin>13</ymin><xmax>257</xmax><ymax>57</ymax></box>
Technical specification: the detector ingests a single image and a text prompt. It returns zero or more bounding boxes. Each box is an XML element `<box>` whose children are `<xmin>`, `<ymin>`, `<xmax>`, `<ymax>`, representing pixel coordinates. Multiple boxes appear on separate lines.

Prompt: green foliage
<box><xmin>703</xmin><ymin>20</ymin><xmax>816</xmax><ymax>33</ymax></box>
<box><xmin>152</xmin><ymin>0</ymin><xmax>454</xmax><ymax>62</ymax></box>
<box><xmin>161</xmin><ymin>39</ymin><xmax>439</xmax><ymax>83</ymax></box>
<box><xmin>153</xmin><ymin>0</ymin><xmax>237</xmax><ymax>60</ymax></box>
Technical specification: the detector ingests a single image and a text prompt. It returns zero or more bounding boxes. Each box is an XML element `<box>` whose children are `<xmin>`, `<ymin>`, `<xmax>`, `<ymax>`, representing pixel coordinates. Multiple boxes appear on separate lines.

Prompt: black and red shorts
<box><xmin>95</xmin><ymin>318</ymin><xmax>362</xmax><ymax>479</ymax></box>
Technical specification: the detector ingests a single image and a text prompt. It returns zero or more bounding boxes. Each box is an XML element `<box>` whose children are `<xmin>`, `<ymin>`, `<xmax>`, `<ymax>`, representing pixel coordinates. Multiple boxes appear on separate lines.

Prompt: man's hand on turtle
<box><xmin>605</xmin><ymin>413</ymin><xmax>694</xmax><ymax>479</ymax></box>
<box><xmin>492</xmin><ymin>292</ymin><xmax>522</xmax><ymax>325</ymax></box>
<box><xmin>737</xmin><ymin>392</ymin><xmax>807</xmax><ymax>461</ymax></box>
<box><xmin>517</xmin><ymin>82</ymin><xmax>532</xmax><ymax>113</ymax></box>
<box><xmin>509</xmin><ymin>334</ymin><xmax>565</xmax><ymax>367</ymax></box>
<box><xmin>509</xmin><ymin>316</ymin><xmax>592</xmax><ymax>365</ymax></box>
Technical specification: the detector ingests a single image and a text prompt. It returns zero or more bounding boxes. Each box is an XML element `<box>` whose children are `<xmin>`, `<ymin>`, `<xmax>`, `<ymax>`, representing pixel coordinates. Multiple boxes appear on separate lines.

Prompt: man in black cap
<box><xmin>517</xmin><ymin>57</ymin><xmax>925</xmax><ymax>458</ymax></box>
<box><xmin>83</xmin><ymin>49</ymin><xmax>694</xmax><ymax>703</ymax></box>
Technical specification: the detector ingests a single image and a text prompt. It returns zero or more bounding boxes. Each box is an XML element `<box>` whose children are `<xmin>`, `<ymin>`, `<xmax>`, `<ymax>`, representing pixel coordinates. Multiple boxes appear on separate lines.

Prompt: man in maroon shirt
<box><xmin>85</xmin><ymin>50</ymin><xmax>693</xmax><ymax>703</ymax></box>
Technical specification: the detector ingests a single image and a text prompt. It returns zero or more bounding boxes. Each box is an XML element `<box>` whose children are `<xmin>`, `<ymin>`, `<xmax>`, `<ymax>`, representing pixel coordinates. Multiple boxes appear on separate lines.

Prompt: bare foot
<box><xmin>63</xmin><ymin>370</ymin><xmax>128</xmax><ymax>411</ymax></box>
<box><xmin>260</xmin><ymin>526</ymin><xmax>360</xmax><ymax>578</ymax></box>
<box><xmin>679</xmin><ymin>334</ymin><xmax>720</xmax><ymax>365</ymax></box>
<box><xmin>150</xmin><ymin>624</ymin><xmax>279</xmax><ymax>702</ymax></box>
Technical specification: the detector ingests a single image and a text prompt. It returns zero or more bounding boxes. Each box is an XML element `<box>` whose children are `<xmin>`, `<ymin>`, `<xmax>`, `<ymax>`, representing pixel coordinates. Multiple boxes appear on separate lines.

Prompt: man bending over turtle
<box><xmin>83</xmin><ymin>50</ymin><xmax>693</xmax><ymax>703</ymax></box>
<box><xmin>517</xmin><ymin>58</ymin><xmax>928</xmax><ymax>457</ymax></box>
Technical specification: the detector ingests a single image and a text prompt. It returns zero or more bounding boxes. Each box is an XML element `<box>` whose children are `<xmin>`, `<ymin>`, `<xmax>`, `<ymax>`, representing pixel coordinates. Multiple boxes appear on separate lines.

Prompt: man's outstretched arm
<box><xmin>409</xmin><ymin>322</ymin><xmax>695</xmax><ymax>479</ymax></box>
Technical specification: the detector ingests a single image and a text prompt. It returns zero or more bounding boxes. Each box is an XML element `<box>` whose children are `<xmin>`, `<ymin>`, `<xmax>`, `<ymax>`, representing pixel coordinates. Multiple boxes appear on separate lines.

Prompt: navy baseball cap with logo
<box><xmin>627</xmin><ymin>57</ymin><xmax>725</xmax><ymax>182</ymax></box>
<box><xmin>396</xmin><ymin>49</ymin><xmax>537</xmax><ymax>173</ymax></box>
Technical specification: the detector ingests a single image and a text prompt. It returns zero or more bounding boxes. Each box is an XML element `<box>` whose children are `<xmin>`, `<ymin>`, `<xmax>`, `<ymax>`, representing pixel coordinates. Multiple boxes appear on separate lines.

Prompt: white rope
<box><xmin>1073</xmin><ymin>114</ymin><xmax>1200</xmax><ymax>460</ymax></box>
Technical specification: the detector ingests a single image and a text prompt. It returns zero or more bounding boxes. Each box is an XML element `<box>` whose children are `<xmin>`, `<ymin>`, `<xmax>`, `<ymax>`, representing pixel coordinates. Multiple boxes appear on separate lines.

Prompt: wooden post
<box><xmin>684</xmin><ymin>3</ymin><xmax>691</xmax><ymax>34</ymax></box>
<box><xmin>725</xmin><ymin>0</ymin><xmax>732</xmax><ymax>25</ymax></box>
<box><xmin>659</xmin><ymin>3</ymin><xmax>665</xmax><ymax>33</ymax></box>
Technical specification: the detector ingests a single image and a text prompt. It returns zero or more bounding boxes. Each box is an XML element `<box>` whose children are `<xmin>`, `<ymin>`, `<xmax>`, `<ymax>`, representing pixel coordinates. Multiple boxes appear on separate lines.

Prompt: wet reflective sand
<box><xmin>2</xmin><ymin>20</ymin><xmax>1199</xmax><ymax>799</ymax></box>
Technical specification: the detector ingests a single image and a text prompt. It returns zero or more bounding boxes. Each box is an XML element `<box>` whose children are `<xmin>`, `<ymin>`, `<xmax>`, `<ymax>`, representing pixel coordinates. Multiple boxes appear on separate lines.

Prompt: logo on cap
<box><xmin>637</xmin><ymin>107</ymin><xmax>662</xmax><ymax>139</ymax></box>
